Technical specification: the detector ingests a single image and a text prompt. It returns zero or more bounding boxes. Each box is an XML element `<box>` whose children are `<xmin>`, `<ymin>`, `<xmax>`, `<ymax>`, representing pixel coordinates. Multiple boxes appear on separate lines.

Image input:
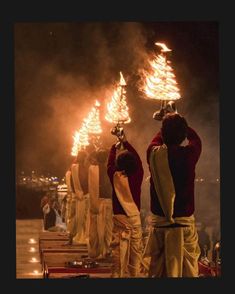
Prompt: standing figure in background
<box><xmin>211</xmin><ymin>220</ymin><xmax>221</xmax><ymax>265</ymax></box>
<box><xmin>41</xmin><ymin>192</ymin><xmax>54</xmax><ymax>231</ymax></box>
<box><xmin>107</xmin><ymin>132</ymin><xmax>144</xmax><ymax>278</ymax></box>
<box><xmin>198</xmin><ymin>223</ymin><xmax>211</xmax><ymax>260</ymax></box>
<box><xmin>70</xmin><ymin>150</ymin><xmax>89</xmax><ymax>245</ymax></box>
<box><xmin>143</xmin><ymin>113</ymin><xmax>201</xmax><ymax>278</ymax></box>
<box><xmin>88</xmin><ymin>149</ymin><xmax>113</xmax><ymax>259</ymax></box>
<box><xmin>64</xmin><ymin>168</ymin><xmax>73</xmax><ymax>242</ymax></box>
<box><xmin>41</xmin><ymin>197</ymin><xmax>66</xmax><ymax>232</ymax></box>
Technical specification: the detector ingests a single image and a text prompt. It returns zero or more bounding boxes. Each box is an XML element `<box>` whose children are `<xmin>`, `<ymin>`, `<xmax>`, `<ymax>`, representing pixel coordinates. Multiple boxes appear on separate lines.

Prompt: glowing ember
<box><xmin>28</xmin><ymin>238</ymin><xmax>36</xmax><ymax>244</ymax></box>
<box><xmin>142</xmin><ymin>42</ymin><xmax>181</xmax><ymax>101</ymax></box>
<box><xmin>105</xmin><ymin>72</ymin><xmax>131</xmax><ymax>124</ymax></box>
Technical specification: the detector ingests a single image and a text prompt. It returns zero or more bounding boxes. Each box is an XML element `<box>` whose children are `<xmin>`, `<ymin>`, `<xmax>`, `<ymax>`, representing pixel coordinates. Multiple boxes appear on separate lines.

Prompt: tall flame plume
<box><xmin>105</xmin><ymin>72</ymin><xmax>131</xmax><ymax>124</ymax></box>
<box><xmin>142</xmin><ymin>42</ymin><xmax>181</xmax><ymax>101</ymax></box>
<box><xmin>71</xmin><ymin>100</ymin><xmax>103</xmax><ymax>156</ymax></box>
<box><xmin>85</xmin><ymin>100</ymin><xmax>102</xmax><ymax>135</ymax></box>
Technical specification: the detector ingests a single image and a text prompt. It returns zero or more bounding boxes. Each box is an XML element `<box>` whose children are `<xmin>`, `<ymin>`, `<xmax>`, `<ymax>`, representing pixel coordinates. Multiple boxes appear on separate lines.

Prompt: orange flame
<box><xmin>95</xmin><ymin>100</ymin><xmax>100</xmax><ymax>107</ymax></box>
<box><xmin>119</xmin><ymin>71</ymin><xmax>126</xmax><ymax>86</ymax></box>
<box><xmin>105</xmin><ymin>72</ymin><xmax>131</xmax><ymax>124</ymax></box>
<box><xmin>85</xmin><ymin>101</ymin><xmax>102</xmax><ymax>135</ymax></box>
<box><xmin>142</xmin><ymin>44</ymin><xmax>181</xmax><ymax>101</ymax></box>
<box><xmin>155</xmin><ymin>42</ymin><xmax>172</xmax><ymax>52</ymax></box>
<box><xmin>71</xmin><ymin>123</ymin><xmax>89</xmax><ymax>156</ymax></box>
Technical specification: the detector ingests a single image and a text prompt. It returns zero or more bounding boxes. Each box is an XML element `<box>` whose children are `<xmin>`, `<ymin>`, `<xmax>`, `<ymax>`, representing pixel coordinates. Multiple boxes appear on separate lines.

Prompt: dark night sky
<box><xmin>15</xmin><ymin>22</ymin><xmax>219</xmax><ymax>180</ymax></box>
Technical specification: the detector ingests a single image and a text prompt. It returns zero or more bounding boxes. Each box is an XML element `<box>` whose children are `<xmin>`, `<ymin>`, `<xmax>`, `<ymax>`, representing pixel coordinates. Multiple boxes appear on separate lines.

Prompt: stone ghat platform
<box><xmin>38</xmin><ymin>231</ymin><xmax>112</xmax><ymax>279</ymax></box>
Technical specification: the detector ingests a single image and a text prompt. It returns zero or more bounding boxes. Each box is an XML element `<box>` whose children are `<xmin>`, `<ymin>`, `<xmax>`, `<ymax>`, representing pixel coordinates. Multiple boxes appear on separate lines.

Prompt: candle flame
<box><xmin>28</xmin><ymin>238</ymin><xmax>36</xmax><ymax>244</ymax></box>
<box><xmin>29</xmin><ymin>247</ymin><xmax>36</xmax><ymax>253</ymax></box>
<box><xmin>29</xmin><ymin>257</ymin><xmax>39</xmax><ymax>263</ymax></box>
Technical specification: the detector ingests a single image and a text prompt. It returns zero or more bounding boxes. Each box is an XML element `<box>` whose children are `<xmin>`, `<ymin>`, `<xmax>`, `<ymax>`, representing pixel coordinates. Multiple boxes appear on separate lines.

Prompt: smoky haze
<box><xmin>15</xmin><ymin>22</ymin><xmax>219</xmax><ymax>191</ymax></box>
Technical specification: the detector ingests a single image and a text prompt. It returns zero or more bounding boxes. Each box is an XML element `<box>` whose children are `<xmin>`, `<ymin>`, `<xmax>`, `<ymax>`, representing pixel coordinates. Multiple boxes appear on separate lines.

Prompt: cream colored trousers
<box><xmin>111</xmin><ymin>214</ymin><xmax>143</xmax><ymax>278</ymax></box>
<box><xmin>143</xmin><ymin>223</ymin><xmax>200</xmax><ymax>277</ymax></box>
<box><xmin>66</xmin><ymin>194</ymin><xmax>89</xmax><ymax>244</ymax></box>
<box><xmin>89</xmin><ymin>198</ymin><xmax>113</xmax><ymax>258</ymax></box>
<box><xmin>73</xmin><ymin>194</ymin><xmax>89</xmax><ymax>244</ymax></box>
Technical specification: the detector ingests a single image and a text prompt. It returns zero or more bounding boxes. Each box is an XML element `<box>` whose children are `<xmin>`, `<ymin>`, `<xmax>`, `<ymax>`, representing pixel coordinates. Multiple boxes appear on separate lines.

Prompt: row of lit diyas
<box><xmin>71</xmin><ymin>41</ymin><xmax>181</xmax><ymax>154</ymax></box>
<box><xmin>27</xmin><ymin>238</ymin><xmax>42</xmax><ymax>277</ymax></box>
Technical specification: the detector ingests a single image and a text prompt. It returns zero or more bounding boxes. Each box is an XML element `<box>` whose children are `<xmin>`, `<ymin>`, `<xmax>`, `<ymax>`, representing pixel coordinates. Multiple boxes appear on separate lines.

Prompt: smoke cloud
<box><xmin>15</xmin><ymin>22</ymin><xmax>219</xmax><ymax>225</ymax></box>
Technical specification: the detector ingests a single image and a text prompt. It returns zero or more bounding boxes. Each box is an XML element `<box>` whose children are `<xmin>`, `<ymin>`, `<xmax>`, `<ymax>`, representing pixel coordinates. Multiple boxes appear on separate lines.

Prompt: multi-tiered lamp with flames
<box><xmin>71</xmin><ymin>121</ymin><xmax>89</xmax><ymax>157</ymax></box>
<box><xmin>143</xmin><ymin>42</ymin><xmax>181</xmax><ymax>120</ymax></box>
<box><xmin>84</xmin><ymin>100</ymin><xmax>103</xmax><ymax>150</ymax></box>
<box><xmin>71</xmin><ymin>100</ymin><xmax>103</xmax><ymax>156</ymax></box>
<box><xmin>105</xmin><ymin>72</ymin><xmax>131</xmax><ymax>149</ymax></box>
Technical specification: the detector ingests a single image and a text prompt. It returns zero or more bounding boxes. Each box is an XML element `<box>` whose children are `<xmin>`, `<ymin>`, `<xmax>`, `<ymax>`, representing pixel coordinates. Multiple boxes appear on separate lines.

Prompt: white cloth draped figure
<box><xmin>111</xmin><ymin>171</ymin><xmax>143</xmax><ymax>278</ymax></box>
<box><xmin>88</xmin><ymin>164</ymin><xmax>113</xmax><ymax>259</ymax></box>
<box><xmin>71</xmin><ymin>163</ymin><xmax>89</xmax><ymax>245</ymax></box>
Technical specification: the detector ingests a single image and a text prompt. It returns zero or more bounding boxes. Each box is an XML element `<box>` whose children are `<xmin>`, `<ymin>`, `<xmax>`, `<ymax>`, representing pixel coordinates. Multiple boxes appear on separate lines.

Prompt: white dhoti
<box><xmin>70</xmin><ymin>163</ymin><xmax>89</xmax><ymax>244</ymax></box>
<box><xmin>143</xmin><ymin>215</ymin><xmax>200</xmax><ymax>277</ymax></box>
<box><xmin>73</xmin><ymin>194</ymin><xmax>90</xmax><ymax>244</ymax></box>
<box><xmin>110</xmin><ymin>171</ymin><xmax>143</xmax><ymax>278</ymax></box>
<box><xmin>111</xmin><ymin>214</ymin><xmax>143</xmax><ymax>278</ymax></box>
<box><xmin>89</xmin><ymin>198</ymin><xmax>113</xmax><ymax>258</ymax></box>
<box><xmin>66</xmin><ymin>195</ymin><xmax>77</xmax><ymax>238</ymax></box>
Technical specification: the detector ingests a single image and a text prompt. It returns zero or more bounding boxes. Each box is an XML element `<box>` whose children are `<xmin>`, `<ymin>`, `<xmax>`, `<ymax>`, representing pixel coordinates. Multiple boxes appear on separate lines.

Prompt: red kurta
<box><xmin>107</xmin><ymin>141</ymin><xmax>144</xmax><ymax>215</ymax></box>
<box><xmin>147</xmin><ymin>127</ymin><xmax>202</xmax><ymax>217</ymax></box>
